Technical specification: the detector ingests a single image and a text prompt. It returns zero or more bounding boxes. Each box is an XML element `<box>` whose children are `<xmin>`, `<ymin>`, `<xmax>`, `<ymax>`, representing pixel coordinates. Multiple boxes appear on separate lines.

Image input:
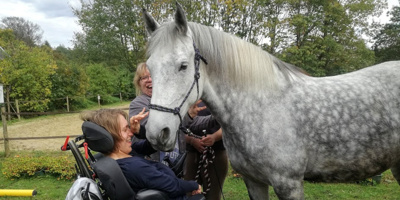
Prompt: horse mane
<box><xmin>147</xmin><ymin>21</ymin><xmax>306</xmax><ymax>91</ymax></box>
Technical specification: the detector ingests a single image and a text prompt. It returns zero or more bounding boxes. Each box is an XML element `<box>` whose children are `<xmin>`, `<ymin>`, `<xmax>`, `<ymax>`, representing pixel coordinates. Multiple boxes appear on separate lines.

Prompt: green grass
<box><xmin>222</xmin><ymin>168</ymin><xmax>400</xmax><ymax>200</ymax></box>
<box><xmin>0</xmin><ymin>151</ymin><xmax>74</xmax><ymax>200</ymax></box>
<box><xmin>1</xmin><ymin>151</ymin><xmax>400</xmax><ymax>199</ymax></box>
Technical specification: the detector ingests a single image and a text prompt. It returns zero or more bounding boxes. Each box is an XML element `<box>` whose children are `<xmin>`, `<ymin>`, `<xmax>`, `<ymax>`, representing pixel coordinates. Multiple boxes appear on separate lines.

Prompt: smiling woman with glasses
<box><xmin>130</xmin><ymin>63</ymin><xmax>153</xmax><ymax>127</ymax></box>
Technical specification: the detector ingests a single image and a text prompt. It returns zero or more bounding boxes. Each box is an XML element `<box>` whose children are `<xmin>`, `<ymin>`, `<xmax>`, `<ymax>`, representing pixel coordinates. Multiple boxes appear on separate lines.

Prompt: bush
<box><xmin>69</xmin><ymin>97</ymin><xmax>97</xmax><ymax>110</ymax></box>
<box><xmin>95</xmin><ymin>95</ymin><xmax>119</xmax><ymax>104</ymax></box>
<box><xmin>1</xmin><ymin>154</ymin><xmax>76</xmax><ymax>180</ymax></box>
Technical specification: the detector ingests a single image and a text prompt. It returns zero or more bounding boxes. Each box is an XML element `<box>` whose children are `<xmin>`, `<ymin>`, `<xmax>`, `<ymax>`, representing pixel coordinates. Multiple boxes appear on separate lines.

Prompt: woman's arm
<box><xmin>127</xmin><ymin>160</ymin><xmax>199</xmax><ymax>198</ymax></box>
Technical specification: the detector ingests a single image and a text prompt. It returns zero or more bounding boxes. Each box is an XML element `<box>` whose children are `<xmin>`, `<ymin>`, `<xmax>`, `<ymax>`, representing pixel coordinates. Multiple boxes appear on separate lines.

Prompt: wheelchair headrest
<box><xmin>82</xmin><ymin>121</ymin><xmax>114</xmax><ymax>154</ymax></box>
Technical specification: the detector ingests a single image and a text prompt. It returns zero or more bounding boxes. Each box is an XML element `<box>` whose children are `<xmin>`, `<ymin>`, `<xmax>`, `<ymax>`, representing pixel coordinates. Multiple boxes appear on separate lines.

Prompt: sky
<box><xmin>0</xmin><ymin>0</ymin><xmax>82</xmax><ymax>48</ymax></box>
<box><xmin>0</xmin><ymin>0</ymin><xmax>399</xmax><ymax>49</ymax></box>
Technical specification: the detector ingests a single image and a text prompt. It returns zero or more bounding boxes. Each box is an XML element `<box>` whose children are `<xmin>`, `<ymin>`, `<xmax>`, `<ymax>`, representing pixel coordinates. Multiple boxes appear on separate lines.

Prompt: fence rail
<box><xmin>0</xmin><ymin>100</ymin><xmax>130</xmax><ymax>157</ymax></box>
<box><xmin>0</xmin><ymin>135</ymin><xmax>81</xmax><ymax>141</ymax></box>
<box><xmin>2</xmin><ymin>92</ymin><xmax>135</xmax><ymax>121</ymax></box>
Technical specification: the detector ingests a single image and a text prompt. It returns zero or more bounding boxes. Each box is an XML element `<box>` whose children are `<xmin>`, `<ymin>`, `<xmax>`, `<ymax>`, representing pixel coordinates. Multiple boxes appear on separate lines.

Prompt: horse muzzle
<box><xmin>148</xmin><ymin>128</ymin><xmax>176</xmax><ymax>151</ymax></box>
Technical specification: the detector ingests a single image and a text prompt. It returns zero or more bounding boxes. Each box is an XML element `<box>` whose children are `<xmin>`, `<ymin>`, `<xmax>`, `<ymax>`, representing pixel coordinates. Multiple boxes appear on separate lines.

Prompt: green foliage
<box><xmin>278</xmin><ymin>0</ymin><xmax>377</xmax><ymax>76</ymax></box>
<box><xmin>72</xmin><ymin>0</ymin><xmax>154</xmax><ymax>69</ymax></box>
<box><xmin>0</xmin><ymin>29</ymin><xmax>57</xmax><ymax>111</ymax></box>
<box><xmin>373</xmin><ymin>5</ymin><xmax>400</xmax><ymax>63</ymax></box>
<box><xmin>114</xmin><ymin>64</ymin><xmax>135</xmax><ymax>100</ymax></box>
<box><xmin>1</xmin><ymin>154</ymin><xmax>76</xmax><ymax>180</ymax></box>
<box><xmin>69</xmin><ymin>96</ymin><xmax>97</xmax><ymax>110</ymax></box>
<box><xmin>49</xmin><ymin>47</ymin><xmax>89</xmax><ymax>111</ymax></box>
<box><xmin>99</xmin><ymin>95</ymin><xmax>121</xmax><ymax>104</ymax></box>
<box><xmin>86</xmin><ymin>63</ymin><xmax>118</xmax><ymax>97</ymax></box>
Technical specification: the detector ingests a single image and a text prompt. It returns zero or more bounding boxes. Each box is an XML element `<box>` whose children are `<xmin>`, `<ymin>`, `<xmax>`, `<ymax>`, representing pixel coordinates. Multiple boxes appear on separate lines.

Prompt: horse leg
<box><xmin>272</xmin><ymin>179</ymin><xmax>304</xmax><ymax>200</ymax></box>
<box><xmin>391</xmin><ymin>161</ymin><xmax>400</xmax><ymax>185</ymax></box>
<box><xmin>243</xmin><ymin>177</ymin><xmax>269</xmax><ymax>200</ymax></box>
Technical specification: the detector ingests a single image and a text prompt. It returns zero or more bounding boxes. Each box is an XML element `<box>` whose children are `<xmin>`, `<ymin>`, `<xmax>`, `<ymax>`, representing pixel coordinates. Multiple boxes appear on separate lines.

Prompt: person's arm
<box><xmin>187</xmin><ymin>115</ymin><xmax>219</xmax><ymax>132</ymax></box>
<box><xmin>185</xmin><ymin>135</ymin><xmax>205</xmax><ymax>152</ymax></box>
<box><xmin>129</xmin><ymin>96</ymin><xmax>150</xmax><ymax>126</ymax></box>
<box><xmin>201</xmin><ymin>128</ymin><xmax>222</xmax><ymax>146</ymax></box>
<box><xmin>129</xmin><ymin>108</ymin><xmax>156</xmax><ymax>155</ymax></box>
<box><xmin>131</xmin><ymin>135</ymin><xmax>157</xmax><ymax>155</ymax></box>
<box><xmin>127</xmin><ymin>160</ymin><xmax>199</xmax><ymax>198</ymax></box>
<box><xmin>130</xmin><ymin>97</ymin><xmax>149</xmax><ymax>139</ymax></box>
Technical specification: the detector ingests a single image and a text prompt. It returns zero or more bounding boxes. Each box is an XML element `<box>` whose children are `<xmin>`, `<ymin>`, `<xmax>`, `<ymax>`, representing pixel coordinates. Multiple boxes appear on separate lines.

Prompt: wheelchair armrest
<box><xmin>136</xmin><ymin>189</ymin><xmax>169</xmax><ymax>200</ymax></box>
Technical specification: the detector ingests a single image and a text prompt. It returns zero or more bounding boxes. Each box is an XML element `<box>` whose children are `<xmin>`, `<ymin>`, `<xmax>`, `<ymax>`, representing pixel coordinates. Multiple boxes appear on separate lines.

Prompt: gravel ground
<box><xmin>0</xmin><ymin>104</ymin><xmax>130</xmax><ymax>151</ymax></box>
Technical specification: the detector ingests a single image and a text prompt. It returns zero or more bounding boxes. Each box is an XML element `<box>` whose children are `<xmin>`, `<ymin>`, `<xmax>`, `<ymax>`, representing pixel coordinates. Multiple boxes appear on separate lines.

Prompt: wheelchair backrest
<box><xmin>82</xmin><ymin>121</ymin><xmax>114</xmax><ymax>154</ymax></box>
<box><xmin>93</xmin><ymin>155</ymin><xmax>136</xmax><ymax>200</ymax></box>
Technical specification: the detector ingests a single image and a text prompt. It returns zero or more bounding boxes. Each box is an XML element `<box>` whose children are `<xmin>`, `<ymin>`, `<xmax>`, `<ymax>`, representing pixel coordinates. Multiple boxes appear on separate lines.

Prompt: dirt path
<box><xmin>0</xmin><ymin>104</ymin><xmax>130</xmax><ymax>151</ymax></box>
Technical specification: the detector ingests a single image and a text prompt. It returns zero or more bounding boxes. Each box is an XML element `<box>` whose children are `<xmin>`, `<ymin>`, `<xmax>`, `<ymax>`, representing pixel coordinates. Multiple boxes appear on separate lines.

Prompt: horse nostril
<box><xmin>161</xmin><ymin>127</ymin><xmax>170</xmax><ymax>140</ymax></box>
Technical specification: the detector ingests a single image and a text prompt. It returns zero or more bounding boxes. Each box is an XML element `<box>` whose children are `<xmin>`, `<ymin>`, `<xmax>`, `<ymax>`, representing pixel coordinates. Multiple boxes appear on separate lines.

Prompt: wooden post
<box><xmin>66</xmin><ymin>96</ymin><xmax>70</xmax><ymax>112</ymax></box>
<box><xmin>120</xmin><ymin>92</ymin><xmax>122</xmax><ymax>102</ymax></box>
<box><xmin>6</xmin><ymin>86</ymin><xmax>10</xmax><ymax>121</ymax></box>
<box><xmin>97</xmin><ymin>94</ymin><xmax>101</xmax><ymax>107</ymax></box>
<box><xmin>15</xmin><ymin>100</ymin><xmax>20</xmax><ymax>120</ymax></box>
<box><xmin>1</xmin><ymin>106</ymin><xmax>10</xmax><ymax>157</ymax></box>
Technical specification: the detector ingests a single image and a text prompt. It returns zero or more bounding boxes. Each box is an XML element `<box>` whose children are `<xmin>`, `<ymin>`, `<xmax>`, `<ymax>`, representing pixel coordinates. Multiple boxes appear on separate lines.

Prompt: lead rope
<box><xmin>192</xmin><ymin>130</ymin><xmax>215</xmax><ymax>196</ymax></box>
<box><xmin>196</xmin><ymin>146</ymin><xmax>215</xmax><ymax>195</ymax></box>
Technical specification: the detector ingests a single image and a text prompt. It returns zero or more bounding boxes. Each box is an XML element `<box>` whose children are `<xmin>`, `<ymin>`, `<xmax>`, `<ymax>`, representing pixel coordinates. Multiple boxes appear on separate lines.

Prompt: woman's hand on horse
<box><xmin>129</xmin><ymin>108</ymin><xmax>149</xmax><ymax>134</ymax></box>
<box><xmin>188</xmin><ymin>100</ymin><xmax>206</xmax><ymax>118</ymax></box>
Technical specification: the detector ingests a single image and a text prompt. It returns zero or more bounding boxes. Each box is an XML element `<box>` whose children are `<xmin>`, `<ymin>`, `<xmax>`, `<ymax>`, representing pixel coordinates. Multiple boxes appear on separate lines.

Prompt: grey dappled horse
<box><xmin>143</xmin><ymin>4</ymin><xmax>400</xmax><ymax>200</ymax></box>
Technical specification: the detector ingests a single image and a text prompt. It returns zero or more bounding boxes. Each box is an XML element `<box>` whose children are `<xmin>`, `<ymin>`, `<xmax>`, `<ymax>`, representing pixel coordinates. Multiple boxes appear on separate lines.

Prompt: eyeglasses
<box><xmin>140</xmin><ymin>75</ymin><xmax>151</xmax><ymax>81</ymax></box>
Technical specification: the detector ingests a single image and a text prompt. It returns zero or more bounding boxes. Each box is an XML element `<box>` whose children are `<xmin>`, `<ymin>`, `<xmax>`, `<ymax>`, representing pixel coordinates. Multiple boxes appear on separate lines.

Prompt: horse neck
<box><xmin>193</xmin><ymin>23</ymin><xmax>304</xmax><ymax>122</ymax></box>
<box><xmin>192</xmin><ymin>24</ymin><xmax>297</xmax><ymax>93</ymax></box>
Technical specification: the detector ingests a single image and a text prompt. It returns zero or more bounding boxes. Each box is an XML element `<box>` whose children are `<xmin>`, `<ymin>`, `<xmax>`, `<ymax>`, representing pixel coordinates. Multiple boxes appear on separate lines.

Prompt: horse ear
<box><xmin>142</xmin><ymin>8</ymin><xmax>159</xmax><ymax>35</ymax></box>
<box><xmin>174</xmin><ymin>2</ymin><xmax>187</xmax><ymax>34</ymax></box>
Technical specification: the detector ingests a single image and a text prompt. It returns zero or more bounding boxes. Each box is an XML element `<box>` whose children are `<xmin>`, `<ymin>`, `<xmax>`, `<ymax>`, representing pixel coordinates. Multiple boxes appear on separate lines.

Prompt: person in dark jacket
<box><xmin>184</xmin><ymin>101</ymin><xmax>228</xmax><ymax>200</ymax></box>
<box><xmin>80</xmin><ymin>108</ymin><xmax>203</xmax><ymax>200</ymax></box>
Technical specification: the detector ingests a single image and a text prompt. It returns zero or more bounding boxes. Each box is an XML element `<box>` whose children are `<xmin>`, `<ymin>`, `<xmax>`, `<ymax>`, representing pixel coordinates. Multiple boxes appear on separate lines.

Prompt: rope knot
<box><xmin>194</xmin><ymin>72</ymin><xmax>200</xmax><ymax>80</ymax></box>
<box><xmin>173</xmin><ymin>107</ymin><xmax>180</xmax><ymax>115</ymax></box>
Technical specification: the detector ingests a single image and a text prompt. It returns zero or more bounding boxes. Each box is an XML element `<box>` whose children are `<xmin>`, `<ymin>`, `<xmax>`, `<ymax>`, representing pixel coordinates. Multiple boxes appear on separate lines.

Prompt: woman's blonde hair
<box><xmin>80</xmin><ymin>109</ymin><xmax>128</xmax><ymax>154</ymax></box>
<box><xmin>134</xmin><ymin>62</ymin><xmax>148</xmax><ymax>96</ymax></box>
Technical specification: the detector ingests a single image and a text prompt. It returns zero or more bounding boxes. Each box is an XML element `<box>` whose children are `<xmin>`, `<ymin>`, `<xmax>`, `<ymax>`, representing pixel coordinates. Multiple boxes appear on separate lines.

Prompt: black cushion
<box><xmin>93</xmin><ymin>156</ymin><xmax>136</xmax><ymax>200</ymax></box>
<box><xmin>82</xmin><ymin>121</ymin><xmax>114</xmax><ymax>153</ymax></box>
<box><xmin>136</xmin><ymin>189</ymin><xmax>169</xmax><ymax>200</ymax></box>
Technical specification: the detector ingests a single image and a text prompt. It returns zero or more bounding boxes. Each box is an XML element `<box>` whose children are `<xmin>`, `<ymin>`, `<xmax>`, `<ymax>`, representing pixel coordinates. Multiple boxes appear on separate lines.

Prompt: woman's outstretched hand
<box><xmin>188</xmin><ymin>100</ymin><xmax>207</xmax><ymax>118</ymax></box>
<box><xmin>129</xmin><ymin>107</ymin><xmax>149</xmax><ymax>133</ymax></box>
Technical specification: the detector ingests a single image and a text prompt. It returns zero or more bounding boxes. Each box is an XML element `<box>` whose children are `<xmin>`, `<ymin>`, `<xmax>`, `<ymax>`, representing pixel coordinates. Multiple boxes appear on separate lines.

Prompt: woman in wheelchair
<box><xmin>80</xmin><ymin>108</ymin><xmax>203</xmax><ymax>200</ymax></box>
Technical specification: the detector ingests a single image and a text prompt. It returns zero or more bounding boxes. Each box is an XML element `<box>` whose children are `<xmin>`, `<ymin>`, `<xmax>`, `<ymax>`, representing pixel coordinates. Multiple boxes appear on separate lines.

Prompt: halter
<box><xmin>148</xmin><ymin>41</ymin><xmax>207</xmax><ymax>134</ymax></box>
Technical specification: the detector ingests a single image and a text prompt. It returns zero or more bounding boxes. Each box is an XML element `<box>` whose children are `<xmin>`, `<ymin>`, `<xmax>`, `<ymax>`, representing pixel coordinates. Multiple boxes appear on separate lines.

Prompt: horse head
<box><xmin>143</xmin><ymin>3</ymin><xmax>204</xmax><ymax>151</ymax></box>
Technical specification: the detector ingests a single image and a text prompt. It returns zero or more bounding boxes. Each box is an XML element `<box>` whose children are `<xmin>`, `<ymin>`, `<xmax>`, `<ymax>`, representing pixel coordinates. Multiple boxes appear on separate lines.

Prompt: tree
<box><xmin>71</xmin><ymin>0</ymin><xmax>385</xmax><ymax>78</ymax></box>
<box><xmin>373</xmin><ymin>4</ymin><xmax>400</xmax><ymax>63</ymax></box>
<box><xmin>72</xmin><ymin>0</ymin><xmax>174</xmax><ymax>70</ymax></box>
<box><xmin>0</xmin><ymin>17</ymin><xmax>43</xmax><ymax>47</ymax></box>
<box><xmin>85</xmin><ymin>63</ymin><xmax>118</xmax><ymax>102</ymax></box>
<box><xmin>278</xmin><ymin>0</ymin><xmax>382</xmax><ymax>76</ymax></box>
<box><xmin>50</xmin><ymin>46</ymin><xmax>89</xmax><ymax>110</ymax></box>
<box><xmin>0</xmin><ymin>29</ymin><xmax>56</xmax><ymax>112</ymax></box>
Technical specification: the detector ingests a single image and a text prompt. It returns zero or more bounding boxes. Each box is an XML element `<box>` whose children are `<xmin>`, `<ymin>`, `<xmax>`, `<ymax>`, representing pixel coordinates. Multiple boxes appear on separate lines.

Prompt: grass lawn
<box><xmin>0</xmin><ymin>151</ymin><xmax>74</xmax><ymax>200</ymax></box>
<box><xmin>1</xmin><ymin>151</ymin><xmax>400</xmax><ymax>199</ymax></box>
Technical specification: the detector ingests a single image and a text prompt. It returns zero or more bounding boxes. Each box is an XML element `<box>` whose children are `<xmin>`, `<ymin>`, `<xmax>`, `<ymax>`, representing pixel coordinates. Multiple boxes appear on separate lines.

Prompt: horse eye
<box><xmin>179</xmin><ymin>64</ymin><xmax>188</xmax><ymax>71</ymax></box>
